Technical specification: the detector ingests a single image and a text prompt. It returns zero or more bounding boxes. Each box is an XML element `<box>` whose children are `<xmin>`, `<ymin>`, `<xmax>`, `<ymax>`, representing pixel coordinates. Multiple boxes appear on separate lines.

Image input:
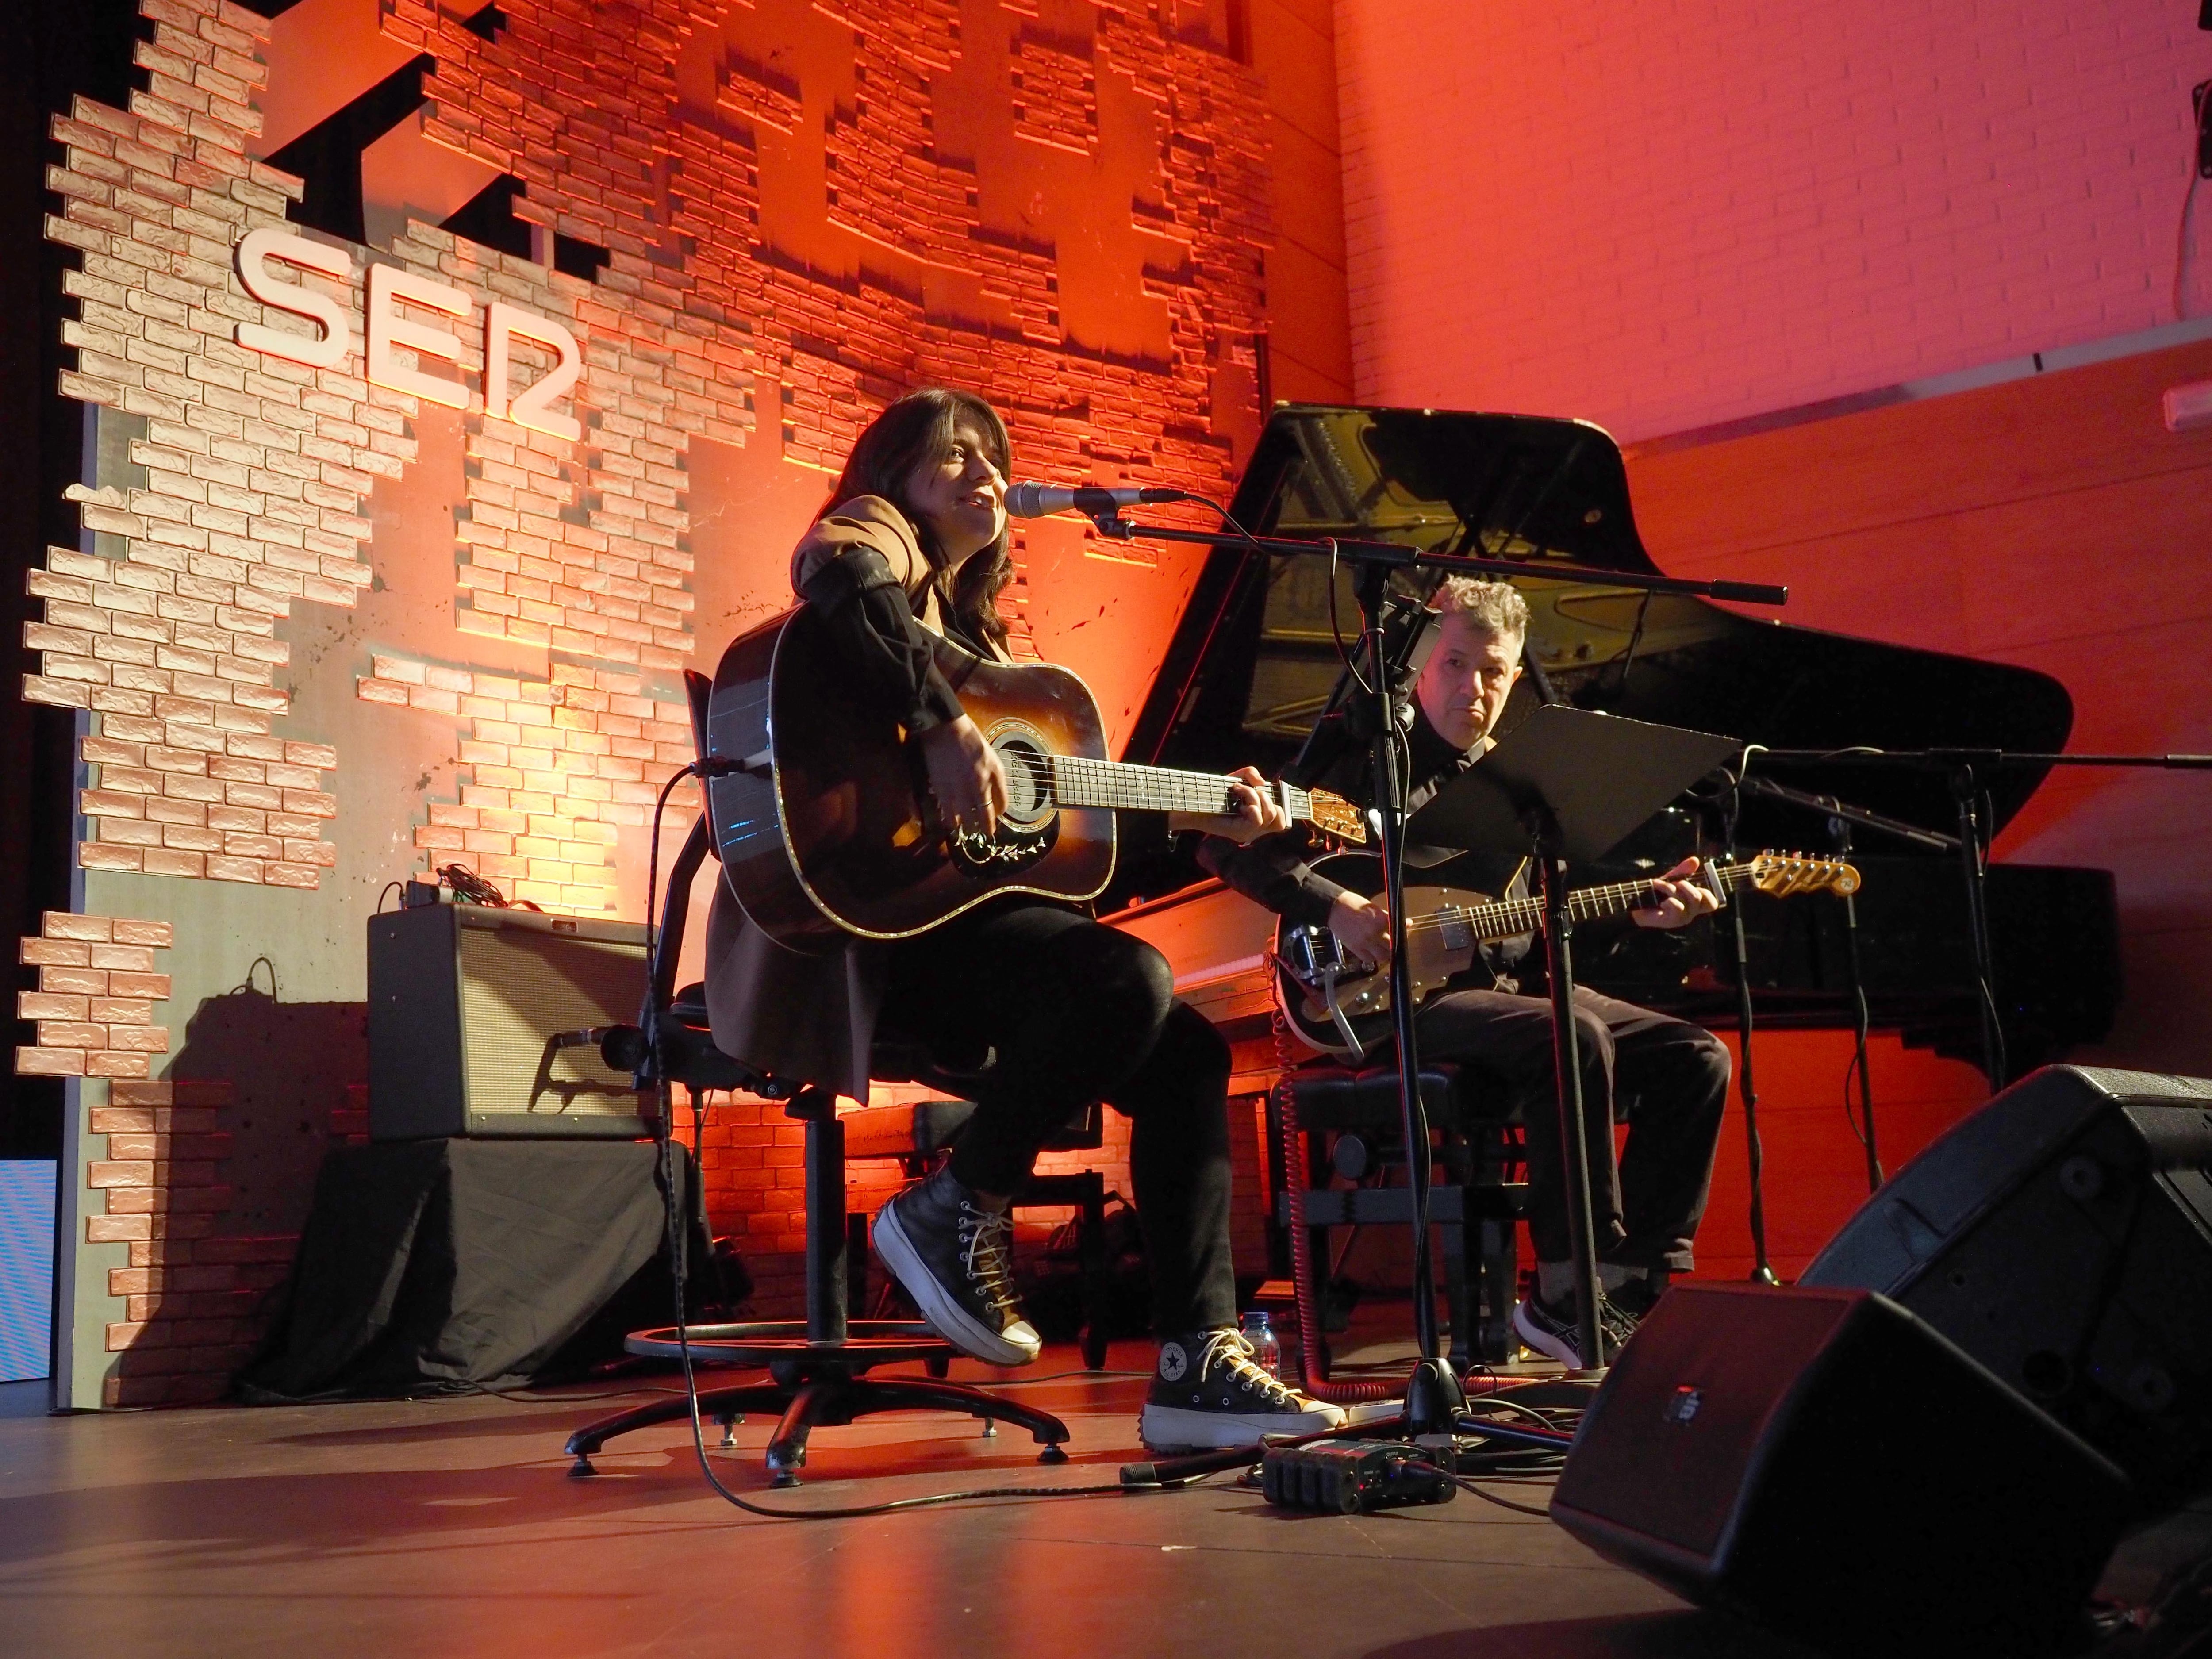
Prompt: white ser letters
<box><xmin>484</xmin><ymin>301</ymin><xmax>582</xmax><ymax>442</ymax></box>
<box><xmin>234</xmin><ymin>227</ymin><xmax>349</xmax><ymax>369</ymax></box>
<box><xmin>365</xmin><ymin>262</ymin><xmax>470</xmax><ymax>409</ymax></box>
<box><xmin>232</xmin><ymin>231</ymin><xmax>583</xmax><ymax>435</ymax></box>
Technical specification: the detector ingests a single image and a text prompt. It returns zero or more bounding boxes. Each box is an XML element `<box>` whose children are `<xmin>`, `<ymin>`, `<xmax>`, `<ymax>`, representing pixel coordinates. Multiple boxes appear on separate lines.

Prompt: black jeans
<box><xmin>880</xmin><ymin>899</ymin><xmax>1237</xmax><ymax>1333</ymax></box>
<box><xmin>1416</xmin><ymin>984</ymin><xmax>1730</xmax><ymax>1273</ymax></box>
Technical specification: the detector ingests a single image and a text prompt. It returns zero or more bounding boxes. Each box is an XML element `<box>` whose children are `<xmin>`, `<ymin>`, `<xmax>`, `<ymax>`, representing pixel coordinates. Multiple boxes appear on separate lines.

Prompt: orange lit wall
<box><xmin>1337</xmin><ymin>2</ymin><xmax>2212</xmax><ymax>439</ymax></box>
<box><xmin>22</xmin><ymin>0</ymin><xmax>1351</xmax><ymax>1405</ymax></box>
<box><xmin>1334</xmin><ymin>1</ymin><xmax>2212</xmax><ymax>1280</ymax></box>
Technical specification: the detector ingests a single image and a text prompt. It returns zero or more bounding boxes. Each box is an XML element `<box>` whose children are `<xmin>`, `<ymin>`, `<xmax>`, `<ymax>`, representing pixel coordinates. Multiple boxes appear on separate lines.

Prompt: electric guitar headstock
<box><xmin>1743</xmin><ymin>850</ymin><xmax>1862</xmax><ymax>897</ymax></box>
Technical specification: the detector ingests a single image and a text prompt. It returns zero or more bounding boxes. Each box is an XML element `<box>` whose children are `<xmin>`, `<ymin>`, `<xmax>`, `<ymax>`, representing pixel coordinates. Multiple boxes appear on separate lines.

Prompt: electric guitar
<box><xmin>704</xmin><ymin>606</ymin><xmax>1366</xmax><ymax>945</ymax></box>
<box><xmin>1275</xmin><ymin>848</ymin><xmax>1862</xmax><ymax>1057</ymax></box>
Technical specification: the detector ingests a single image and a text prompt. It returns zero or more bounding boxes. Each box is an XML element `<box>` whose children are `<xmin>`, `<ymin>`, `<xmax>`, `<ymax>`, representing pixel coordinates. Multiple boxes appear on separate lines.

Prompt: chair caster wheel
<box><xmin>1038</xmin><ymin>1443</ymin><xmax>1069</xmax><ymax>1465</ymax></box>
<box><xmin>771</xmin><ymin>1468</ymin><xmax>802</xmax><ymax>1488</ymax></box>
<box><xmin>568</xmin><ymin>1454</ymin><xmax>597</xmax><ymax>1478</ymax></box>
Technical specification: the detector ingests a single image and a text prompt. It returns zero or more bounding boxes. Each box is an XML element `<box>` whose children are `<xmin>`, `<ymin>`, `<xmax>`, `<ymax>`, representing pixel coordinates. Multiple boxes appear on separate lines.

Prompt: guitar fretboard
<box><xmin>1415</xmin><ymin>860</ymin><xmax>1766</xmax><ymax>944</ymax></box>
<box><xmin>1044</xmin><ymin>753</ymin><xmax>1320</xmax><ymax>825</ymax></box>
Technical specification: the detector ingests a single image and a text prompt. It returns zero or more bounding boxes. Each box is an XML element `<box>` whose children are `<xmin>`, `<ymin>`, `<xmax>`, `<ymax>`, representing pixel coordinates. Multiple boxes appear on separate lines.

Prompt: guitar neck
<box><xmin>1458</xmin><ymin>861</ymin><xmax>1759</xmax><ymax>943</ymax></box>
<box><xmin>1047</xmin><ymin>754</ymin><xmax>1324</xmax><ymax>827</ymax></box>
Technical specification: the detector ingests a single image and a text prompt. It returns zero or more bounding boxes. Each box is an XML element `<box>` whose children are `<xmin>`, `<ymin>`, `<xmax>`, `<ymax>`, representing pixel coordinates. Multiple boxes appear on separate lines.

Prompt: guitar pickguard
<box><xmin>949</xmin><ymin>820</ymin><xmax>1058</xmax><ymax>875</ymax></box>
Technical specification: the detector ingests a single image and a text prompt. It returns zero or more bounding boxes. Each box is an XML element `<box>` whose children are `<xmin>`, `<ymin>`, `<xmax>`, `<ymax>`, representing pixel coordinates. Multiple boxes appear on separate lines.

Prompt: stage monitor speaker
<box><xmin>1550</xmin><ymin>1283</ymin><xmax>2130</xmax><ymax>1658</ymax></box>
<box><xmin>368</xmin><ymin>902</ymin><xmax>659</xmax><ymax>1141</ymax></box>
<box><xmin>1801</xmin><ymin>1064</ymin><xmax>2212</xmax><ymax>1497</ymax></box>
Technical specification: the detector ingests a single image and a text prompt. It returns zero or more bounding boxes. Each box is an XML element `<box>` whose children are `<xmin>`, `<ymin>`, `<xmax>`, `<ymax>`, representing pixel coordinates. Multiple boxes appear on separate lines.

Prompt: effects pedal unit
<box><xmin>1259</xmin><ymin>1440</ymin><xmax>1456</xmax><ymax>1515</ymax></box>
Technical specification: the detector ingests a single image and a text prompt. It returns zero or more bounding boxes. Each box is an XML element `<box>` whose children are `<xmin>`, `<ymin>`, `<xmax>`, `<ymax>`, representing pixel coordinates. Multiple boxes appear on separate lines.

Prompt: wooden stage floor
<box><xmin>0</xmin><ymin>1337</ymin><xmax>2204</xmax><ymax>1659</ymax></box>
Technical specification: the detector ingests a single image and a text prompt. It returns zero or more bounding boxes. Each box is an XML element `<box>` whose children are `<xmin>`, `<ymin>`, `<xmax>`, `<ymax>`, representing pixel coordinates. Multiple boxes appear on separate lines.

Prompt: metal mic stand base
<box><xmin>1402</xmin><ymin>1356</ymin><xmax>1467</xmax><ymax>1435</ymax></box>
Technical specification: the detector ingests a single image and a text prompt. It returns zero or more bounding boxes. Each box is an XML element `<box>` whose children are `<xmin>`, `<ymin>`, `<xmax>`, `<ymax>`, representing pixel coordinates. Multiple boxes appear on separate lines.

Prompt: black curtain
<box><xmin>0</xmin><ymin>3</ymin><xmax>138</xmax><ymax>1156</ymax></box>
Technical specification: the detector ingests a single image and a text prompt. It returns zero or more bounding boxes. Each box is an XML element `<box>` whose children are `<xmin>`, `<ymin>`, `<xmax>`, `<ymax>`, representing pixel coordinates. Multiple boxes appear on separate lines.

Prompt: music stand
<box><xmin>1407</xmin><ymin>705</ymin><xmax>1739</xmax><ymax>1373</ymax></box>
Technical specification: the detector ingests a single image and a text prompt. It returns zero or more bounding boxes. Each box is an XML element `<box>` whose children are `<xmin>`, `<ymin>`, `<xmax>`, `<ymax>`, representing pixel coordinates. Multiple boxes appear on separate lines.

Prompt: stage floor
<box><xmin>0</xmin><ymin>1338</ymin><xmax>2204</xmax><ymax>1659</ymax></box>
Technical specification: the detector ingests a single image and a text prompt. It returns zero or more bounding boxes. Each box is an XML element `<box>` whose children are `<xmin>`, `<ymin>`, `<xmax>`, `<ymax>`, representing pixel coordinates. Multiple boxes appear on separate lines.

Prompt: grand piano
<box><xmin>1103</xmin><ymin>405</ymin><xmax>2121</xmax><ymax>1079</ymax></box>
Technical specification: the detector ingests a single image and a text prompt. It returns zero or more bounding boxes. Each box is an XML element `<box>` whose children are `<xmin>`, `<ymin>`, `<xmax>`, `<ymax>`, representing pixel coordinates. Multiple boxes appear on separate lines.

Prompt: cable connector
<box><xmin>690</xmin><ymin>750</ymin><xmax>772</xmax><ymax>779</ymax></box>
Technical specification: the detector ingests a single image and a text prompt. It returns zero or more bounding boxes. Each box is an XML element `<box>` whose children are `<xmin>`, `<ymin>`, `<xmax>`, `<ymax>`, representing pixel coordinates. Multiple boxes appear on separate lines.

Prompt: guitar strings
<box><xmin>1378</xmin><ymin>867</ymin><xmax>1759</xmax><ymax>940</ymax></box>
<box><xmin>1042</xmin><ymin>753</ymin><xmax>1338</xmax><ymax>822</ymax></box>
<box><xmin>1361</xmin><ymin>858</ymin><xmax>1846</xmax><ymax>942</ymax></box>
<box><xmin>1013</xmin><ymin>754</ymin><xmax>1837</xmax><ymax>932</ymax></box>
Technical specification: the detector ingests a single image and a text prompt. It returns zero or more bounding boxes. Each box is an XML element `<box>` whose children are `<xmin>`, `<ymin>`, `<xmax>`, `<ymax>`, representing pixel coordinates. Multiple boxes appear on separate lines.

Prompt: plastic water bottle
<box><xmin>1240</xmin><ymin>1310</ymin><xmax>1281</xmax><ymax>1377</ymax></box>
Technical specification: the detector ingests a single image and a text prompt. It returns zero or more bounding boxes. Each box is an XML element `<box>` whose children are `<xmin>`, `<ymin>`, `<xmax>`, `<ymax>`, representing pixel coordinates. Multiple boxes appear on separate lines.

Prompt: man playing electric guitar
<box><xmin>1199</xmin><ymin>579</ymin><xmax>1732</xmax><ymax>1368</ymax></box>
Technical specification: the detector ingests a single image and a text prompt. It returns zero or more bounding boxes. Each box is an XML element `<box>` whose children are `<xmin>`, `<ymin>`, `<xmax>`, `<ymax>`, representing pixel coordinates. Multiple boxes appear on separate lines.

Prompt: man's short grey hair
<box><xmin>1432</xmin><ymin>577</ymin><xmax>1529</xmax><ymax>640</ymax></box>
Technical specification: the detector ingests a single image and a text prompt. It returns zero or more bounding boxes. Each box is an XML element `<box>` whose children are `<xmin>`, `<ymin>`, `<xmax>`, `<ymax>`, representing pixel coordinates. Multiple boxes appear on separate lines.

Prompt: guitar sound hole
<box><xmin>947</xmin><ymin>733</ymin><xmax>1059</xmax><ymax>879</ymax></box>
<box><xmin>991</xmin><ymin>735</ymin><xmax>1056</xmax><ymax>833</ymax></box>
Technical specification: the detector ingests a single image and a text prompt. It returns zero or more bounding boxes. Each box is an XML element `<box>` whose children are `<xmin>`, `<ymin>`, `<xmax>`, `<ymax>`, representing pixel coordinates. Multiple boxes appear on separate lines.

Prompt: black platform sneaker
<box><xmin>1138</xmin><ymin>1328</ymin><xmax>1347</xmax><ymax>1453</ymax></box>
<box><xmin>1511</xmin><ymin>1287</ymin><xmax>1640</xmax><ymax>1370</ymax></box>
<box><xmin>871</xmin><ymin>1164</ymin><xmax>1041</xmax><ymax>1367</ymax></box>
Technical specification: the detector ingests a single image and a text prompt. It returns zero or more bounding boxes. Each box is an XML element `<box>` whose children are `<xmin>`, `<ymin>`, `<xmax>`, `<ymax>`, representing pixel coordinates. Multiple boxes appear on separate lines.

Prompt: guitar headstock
<box><xmin>1305</xmin><ymin>788</ymin><xmax>1368</xmax><ymax>845</ymax></box>
<box><xmin>1744</xmin><ymin>850</ymin><xmax>1862</xmax><ymax>897</ymax></box>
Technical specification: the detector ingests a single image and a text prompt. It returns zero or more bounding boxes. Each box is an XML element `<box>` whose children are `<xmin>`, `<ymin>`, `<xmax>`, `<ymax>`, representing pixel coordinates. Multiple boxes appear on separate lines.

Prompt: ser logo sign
<box><xmin>232</xmin><ymin>227</ymin><xmax>582</xmax><ymax>442</ymax></box>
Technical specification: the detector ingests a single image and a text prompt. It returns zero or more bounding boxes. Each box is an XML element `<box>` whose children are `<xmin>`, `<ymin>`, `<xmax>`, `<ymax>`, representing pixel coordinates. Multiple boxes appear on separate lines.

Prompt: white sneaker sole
<box><xmin>1138</xmin><ymin>1399</ymin><xmax>1347</xmax><ymax>1454</ymax></box>
<box><xmin>871</xmin><ymin>1200</ymin><xmax>1041</xmax><ymax>1367</ymax></box>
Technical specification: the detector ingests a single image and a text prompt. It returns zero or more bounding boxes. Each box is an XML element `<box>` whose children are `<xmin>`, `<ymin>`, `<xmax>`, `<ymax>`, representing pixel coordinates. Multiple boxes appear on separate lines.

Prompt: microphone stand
<box><xmin>1089</xmin><ymin>510</ymin><xmax>1787</xmax><ymax>1404</ymax></box>
<box><xmin>1828</xmin><ymin>816</ymin><xmax>1883</xmax><ymax>1194</ymax></box>
<box><xmin>1718</xmin><ymin>776</ymin><xmax>1778</xmax><ymax>1284</ymax></box>
<box><xmin>1735</xmin><ymin>776</ymin><xmax>1962</xmax><ymax>1198</ymax></box>
<box><xmin>1747</xmin><ymin>750</ymin><xmax>2212</xmax><ymax>1093</ymax></box>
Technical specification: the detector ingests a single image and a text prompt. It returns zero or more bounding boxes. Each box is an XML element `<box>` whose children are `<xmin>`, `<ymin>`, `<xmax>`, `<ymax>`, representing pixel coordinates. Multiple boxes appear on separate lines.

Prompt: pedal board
<box><xmin>1260</xmin><ymin>1440</ymin><xmax>1456</xmax><ymax>1515</ymax></box>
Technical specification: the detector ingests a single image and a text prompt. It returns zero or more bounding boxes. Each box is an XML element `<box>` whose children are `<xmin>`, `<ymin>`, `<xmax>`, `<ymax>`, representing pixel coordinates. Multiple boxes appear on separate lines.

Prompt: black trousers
<box><xmin>880</xmin><ymin>899</ymin><xmax>1237</xmax><ymax>1334</ymax></box>
<box><xmin>1416</xmin><ymin>984</ymin><xmax>1730</xmax><ymax>1273</ymax></box>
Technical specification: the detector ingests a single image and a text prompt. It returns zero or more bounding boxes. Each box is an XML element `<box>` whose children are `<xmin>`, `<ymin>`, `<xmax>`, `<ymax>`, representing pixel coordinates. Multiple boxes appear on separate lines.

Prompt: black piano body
<box><xmin>1106</xmin><ymin>405</ymin><xmax>2121</xmax><ymax>1077</ymax></box>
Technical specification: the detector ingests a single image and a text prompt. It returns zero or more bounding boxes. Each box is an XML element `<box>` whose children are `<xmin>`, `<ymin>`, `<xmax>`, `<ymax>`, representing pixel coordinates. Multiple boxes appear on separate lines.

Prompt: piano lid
<box><xmin>1122</xmin><ymin>405</ymin><xmax>2074</xmax><ymax>852</ymax></box>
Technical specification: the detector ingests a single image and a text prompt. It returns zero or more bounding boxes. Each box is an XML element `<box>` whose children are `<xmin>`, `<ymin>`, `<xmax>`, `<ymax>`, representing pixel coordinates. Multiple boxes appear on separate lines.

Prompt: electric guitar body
<box><xmin>1273</xmin><ymin>850</ymin><xmax>1519</xmax><ymax>1058</ymax></box>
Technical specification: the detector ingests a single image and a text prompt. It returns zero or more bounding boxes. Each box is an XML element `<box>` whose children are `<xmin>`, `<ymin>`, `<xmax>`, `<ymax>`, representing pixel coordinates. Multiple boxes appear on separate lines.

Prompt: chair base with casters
<box><xmin>564</xmin><ymin>1086</ymin><xmax>1071</xmax><ymax>1485</ymax></box>
<box><xmin>565</xmin><ymin>666</ymin><xmax>1070</xmax><ymax>1486</ymax></box>
<box><xmin>845</xmin><ymin>1096</ymin><xmax>1115</xmax><ymax>1372</ymax></box>
<box><xmin>1270</xmin><ymin>1058</ymin><xmax>1527</xmax><ymax>1378</ymax></box>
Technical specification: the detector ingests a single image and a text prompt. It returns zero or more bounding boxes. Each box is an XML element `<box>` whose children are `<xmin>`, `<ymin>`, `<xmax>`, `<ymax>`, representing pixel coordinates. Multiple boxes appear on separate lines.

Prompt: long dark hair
<box><xmin>821</xmin><ymin>388</ymin><xmax>1014</xmax><ymax>653</ymax></box>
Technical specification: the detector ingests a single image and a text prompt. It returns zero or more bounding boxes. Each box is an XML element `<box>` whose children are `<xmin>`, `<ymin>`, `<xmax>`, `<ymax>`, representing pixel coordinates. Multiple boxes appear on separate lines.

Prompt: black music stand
<box><xmin>1406</xmin><ymin>705</ymin><xmax>1739</xmax><ymax>1373</ymax></box>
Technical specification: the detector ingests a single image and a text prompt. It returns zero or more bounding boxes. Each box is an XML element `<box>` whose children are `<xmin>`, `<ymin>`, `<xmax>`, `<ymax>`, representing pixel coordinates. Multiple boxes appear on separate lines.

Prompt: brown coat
<box><xmin>700</xmin><ymin>497</ymin><xmax>978</xmax><ymax>1100</ymax></box>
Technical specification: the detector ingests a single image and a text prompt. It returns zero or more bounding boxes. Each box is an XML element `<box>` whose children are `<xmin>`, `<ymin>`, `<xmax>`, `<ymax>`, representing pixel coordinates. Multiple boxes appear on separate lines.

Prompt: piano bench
<box><xmin>1273</xmin><ymin>1059</ymin><xmax>1525</xmax><ymax>1374</ymax></box>
<box><xmin>843</xmin><ymin>1097</ymin><xmax>1111</xmax><ymax>1371</ymax></box>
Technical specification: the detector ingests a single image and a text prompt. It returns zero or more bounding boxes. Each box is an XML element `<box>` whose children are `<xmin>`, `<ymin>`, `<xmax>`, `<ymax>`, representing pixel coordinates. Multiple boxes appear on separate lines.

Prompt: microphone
<box><xmin>1004</xmin><ymin>481</ymin><xmax>1192</xmax><ymax>518</ymax></box>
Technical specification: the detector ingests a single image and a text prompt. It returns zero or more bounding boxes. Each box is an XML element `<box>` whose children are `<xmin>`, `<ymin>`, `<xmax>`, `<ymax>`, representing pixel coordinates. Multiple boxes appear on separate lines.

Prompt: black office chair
<box><xmin>565</xmin><ymin>672</ymin><xmax>1069</xmax><ymax>1485</ymax></box>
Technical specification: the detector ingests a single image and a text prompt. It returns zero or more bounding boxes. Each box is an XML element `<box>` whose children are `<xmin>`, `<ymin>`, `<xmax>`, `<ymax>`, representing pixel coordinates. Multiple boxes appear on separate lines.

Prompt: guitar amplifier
<box><xmin>367</xmin><ymin>902</ymin><xmax>659</xmax><ymax>1141</ymax></box>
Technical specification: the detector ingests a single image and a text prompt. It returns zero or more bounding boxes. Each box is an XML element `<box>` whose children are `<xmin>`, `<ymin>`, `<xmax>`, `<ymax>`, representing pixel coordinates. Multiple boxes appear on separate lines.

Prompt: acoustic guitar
<box><xmin>1275</xmin><ymin>848</ymin><xmax>1862</xmax><ymax>1057</ymax></box>
<box><xmin>705</xmin><ymin>607</ymin><xmax>1365</xmax><ymax>945</ymax></box>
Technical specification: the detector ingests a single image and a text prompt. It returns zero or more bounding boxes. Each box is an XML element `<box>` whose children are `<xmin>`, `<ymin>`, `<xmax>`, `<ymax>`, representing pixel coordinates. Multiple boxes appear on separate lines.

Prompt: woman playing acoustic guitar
<box><xmin>703</xmin><ymin>388</ymin><xmax>1344</xmax><ymax>1452</ymax></box>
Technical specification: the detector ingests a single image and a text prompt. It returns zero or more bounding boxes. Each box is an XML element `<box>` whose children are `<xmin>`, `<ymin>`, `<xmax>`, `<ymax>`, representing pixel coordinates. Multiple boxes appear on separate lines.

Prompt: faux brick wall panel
<box><xmin>29</xmin><ymin>0</ymin><xmax>1287</xmax><ymax>1399</ymax></box>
